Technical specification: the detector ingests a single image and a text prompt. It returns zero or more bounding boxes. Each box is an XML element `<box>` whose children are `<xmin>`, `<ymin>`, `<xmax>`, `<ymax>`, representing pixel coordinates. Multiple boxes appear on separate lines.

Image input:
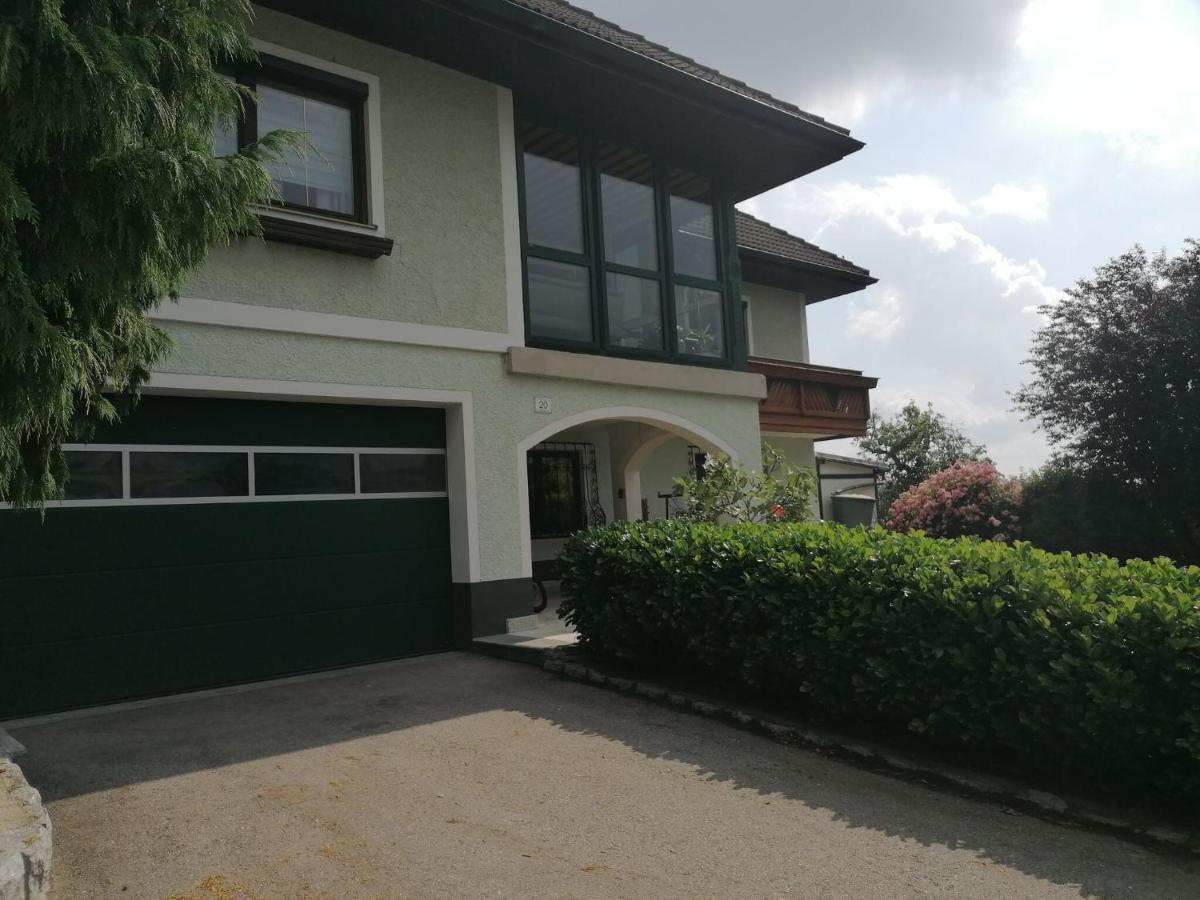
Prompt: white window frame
<box><xmin>2</xmin><ymin>444</ymin><xmax>448</xmax><ymax>509</ymax></box>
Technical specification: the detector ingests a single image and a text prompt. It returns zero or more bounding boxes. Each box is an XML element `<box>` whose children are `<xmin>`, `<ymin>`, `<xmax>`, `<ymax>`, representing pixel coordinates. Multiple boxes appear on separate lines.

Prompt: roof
<box><xmin>735</xmin><ymin>211</ymin><xmax>872</xmax><ymax>281</ymax></box>
<box><xmin>505</xmin><ymin>0</ymin><xmax>849</xmax><ymax>136</ymax></box>
<box><xmin>815</xmin><ymin>451</ymin><xmax>888</xmax><ymax>471</ymax></box>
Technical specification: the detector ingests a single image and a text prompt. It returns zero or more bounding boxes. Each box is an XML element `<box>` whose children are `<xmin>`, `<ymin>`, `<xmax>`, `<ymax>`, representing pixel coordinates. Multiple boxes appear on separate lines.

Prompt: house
<box><xmin>815</xmin><ymin>451</ymin><xmax>889</xmax><ymax>525</ymax></box>
<box><xmin>0</xmin><ymin>0</ymin><xmax>877</xmax><ymax>720</ymax></box>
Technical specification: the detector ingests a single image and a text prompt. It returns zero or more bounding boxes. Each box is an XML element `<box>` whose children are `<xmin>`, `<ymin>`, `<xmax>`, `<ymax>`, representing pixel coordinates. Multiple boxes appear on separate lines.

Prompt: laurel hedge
<box><xmin>558</xmin><ymin>521</ymin><xmax>1200</xmax><ymax>808</ymax></box>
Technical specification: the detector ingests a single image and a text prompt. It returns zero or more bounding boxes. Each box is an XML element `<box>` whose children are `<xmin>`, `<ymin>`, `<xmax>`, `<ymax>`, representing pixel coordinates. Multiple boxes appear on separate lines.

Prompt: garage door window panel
<box><xmin>130</xmin><ymin>452</ymin><xmax>250</xmax><ymax>499</ymax></box>
<box><xmin>255</xmin><ymin>452</ymin><xmax>355</xmax><ymax>496</ymax></box>
<box><xmin>63</xmin><ymin>451</ymin><xmax>123</xmax><ymax>501</ymax></box>
<box><xmin>360</xmin><ymin>453</ymin><xmax>447</xmax><ymax>494</ymax></box>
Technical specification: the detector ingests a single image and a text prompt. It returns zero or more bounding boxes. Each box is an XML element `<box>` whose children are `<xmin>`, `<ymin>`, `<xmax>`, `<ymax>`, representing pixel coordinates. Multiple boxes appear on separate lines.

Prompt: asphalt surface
<box><xmin>11</xmin><ymin>653</ymin><xmax>1200</xmax><ymax>899</ymax></box>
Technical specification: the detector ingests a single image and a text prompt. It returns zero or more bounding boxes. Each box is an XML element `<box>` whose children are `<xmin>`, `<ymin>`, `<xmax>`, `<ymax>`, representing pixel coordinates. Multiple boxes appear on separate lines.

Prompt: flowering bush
<box><xmin>886</xmin><ymin>460</ymin><xmax>1021</xmax><ymax>541</ymax></box>
<box><xmin>672</xmin><ymin>443</ymin><xmax>815</xmax><ymax>524</ymax></box>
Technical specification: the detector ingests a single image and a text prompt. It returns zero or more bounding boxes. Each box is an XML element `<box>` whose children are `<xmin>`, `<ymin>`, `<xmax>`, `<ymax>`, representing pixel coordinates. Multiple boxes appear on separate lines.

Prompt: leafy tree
<box><xmin>856</xmin><ymin>401</ymin><xmax>987</xmax><ymax>510</ymax></box>
<box><xmin>1</xmin><ymin>0</ymin><xmax>296</xmax><ymax>506</ymax></box>
<box><xmin>1020</xmin><ymin>459</ymin><xmax>1163</xmax><ymax>561</ymax></box>
<box><xmin>673</xmin><ymin>443</ymin><xmax>816</xmax><ymax>524</ymax></box>
<box><xmin>1015</xmin><ymin>241</ymin><xmax>1200</xmax><ymax>564</ymax></box>
<box><xmin>886</xmin><ymin>460</ymin><xmax>1021</xmax><ymax>541</ymax></box>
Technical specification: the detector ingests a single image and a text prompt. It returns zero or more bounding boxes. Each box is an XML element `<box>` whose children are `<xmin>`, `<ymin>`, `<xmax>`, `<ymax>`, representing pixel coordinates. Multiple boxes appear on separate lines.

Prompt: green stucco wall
<box><xmin>183</xmin><ymin>6</ymin><xmax>511</xmax><ymax>333</ymax></box>
<box><xmin>157</xmin><ymin>323</ymin><xmax>762</xmax><ymax>582</ymax></box>
<box><xmin>745</xmin><ymin>281</ymin><xmax>809</xmax><ymax>363</ymax></box>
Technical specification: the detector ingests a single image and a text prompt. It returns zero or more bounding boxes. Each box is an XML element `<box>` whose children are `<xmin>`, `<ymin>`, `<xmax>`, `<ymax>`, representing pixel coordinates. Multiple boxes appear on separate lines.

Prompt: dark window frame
<box><xmin>224</xmin><ymin>54</ymin><xmax>370</xmax><ymax>224</ymax></box>
<box><xmin>516</xmin><ymin>120</ymin><xmax>743</xmax><ymax>369</ymax></box>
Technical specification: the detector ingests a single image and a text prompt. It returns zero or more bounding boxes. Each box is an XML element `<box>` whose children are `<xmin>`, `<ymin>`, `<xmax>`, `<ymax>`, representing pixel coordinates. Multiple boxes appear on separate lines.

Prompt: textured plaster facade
<box><xmin>184</xmin><ymin>7</ymin><xmax>512</xmax><ymax>333</ymax></box>
<box><xmin>745</xmin><ymin>281</ymin><xmax>809</xmax><ymax>363</ymax></box>
<box><xmin>161</xmin><ymin>8</ymin><xmax>769</xmax><ymax>586</ymax></box>
<box><xmin>156</xmin><ymin>323</ymin><xmax>761</xmax><ymax>582</ymax></box>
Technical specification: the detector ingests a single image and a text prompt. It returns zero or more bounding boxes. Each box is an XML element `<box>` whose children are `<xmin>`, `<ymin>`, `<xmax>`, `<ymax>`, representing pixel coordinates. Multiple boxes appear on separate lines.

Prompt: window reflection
<box><xmin>599</xmin><ymin>146</ymin><xmax>658</xmax><ymax>270</ymax></box>
<box><xmin>606</xmin><ymin>273</ymin><xmax>663</xmax><ymax>351</ymax></box>
<box><xmin>527</xmin><ymin>257</ymin><xmax>593</xmax><ymax>343</ymax></box>
<box><xmin>675</xmin><ymin>285</ymin><xmax>725</xmax><ymax>358</ymax></box>
<box><xmin>523</xmin><ymin>127</ymin><xmax>585</xmax><ymax>254</ymax></box>
<box><xmin>258</xmin><ymin>84</ymin><xmax>355</xmax><ymax>216</ymax></box>
<box><xmin>669</xmin><ymin>170</ymin><xmax>718</xmax><ymax>281</ymax></box>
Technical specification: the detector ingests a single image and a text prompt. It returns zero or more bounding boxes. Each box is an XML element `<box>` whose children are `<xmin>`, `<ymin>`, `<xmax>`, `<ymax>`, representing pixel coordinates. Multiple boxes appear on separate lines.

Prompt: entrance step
<box><xmin>506</xmin><ymin>614</ymin><xmax>542</xmax><ymax>634</ymax></box>
<box><xmin>472</xmin><ymin>629</ymin><xmax>579</xmax><ymax>666</ymax></box>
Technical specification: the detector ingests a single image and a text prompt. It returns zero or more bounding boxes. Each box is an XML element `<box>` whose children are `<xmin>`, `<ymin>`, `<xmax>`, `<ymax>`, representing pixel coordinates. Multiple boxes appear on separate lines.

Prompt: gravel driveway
<box><xmin>10</xmin><ymin>653</ymin><xmax>1199</xmax><ymax>899</ymax></box>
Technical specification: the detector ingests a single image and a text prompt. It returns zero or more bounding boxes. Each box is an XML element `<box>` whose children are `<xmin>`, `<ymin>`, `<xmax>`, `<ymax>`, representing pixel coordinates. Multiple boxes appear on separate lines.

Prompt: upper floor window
<box><xmin>519</xmin><ymin>124</ymin><xmax>732</xmax><ymax>365</ymax></box>
<box><xmin>214</xmin><ymin>55</ymin><xmax>369</xmax><ymax>223</ymax></box>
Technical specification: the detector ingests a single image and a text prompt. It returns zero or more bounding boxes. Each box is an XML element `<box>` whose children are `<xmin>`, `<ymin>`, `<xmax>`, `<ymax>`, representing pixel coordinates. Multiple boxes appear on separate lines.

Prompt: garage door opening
<box><xmin>0</xmin><ymin>396</ymin><xmax>455</xmax><ymax>720</ymax></box>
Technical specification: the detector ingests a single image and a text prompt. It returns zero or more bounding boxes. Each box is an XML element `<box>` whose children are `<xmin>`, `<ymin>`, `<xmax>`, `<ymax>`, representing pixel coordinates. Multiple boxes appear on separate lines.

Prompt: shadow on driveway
<box><xmin>11</xmin><ymin>652</ymin><xmax>1200</xmax><ymax>899</ymax></box>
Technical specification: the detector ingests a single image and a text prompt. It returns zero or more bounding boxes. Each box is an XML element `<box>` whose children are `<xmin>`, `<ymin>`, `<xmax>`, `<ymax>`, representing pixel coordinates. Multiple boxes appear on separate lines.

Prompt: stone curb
<box><xmin>0</xmin><ymin>754</ymin><xmax>51</xmax><ymax>900</ymax></box>
<box><xmin>543</xmin><ymin>653</ymin><xmax>1199</xmax><ymax>857</ymax></box>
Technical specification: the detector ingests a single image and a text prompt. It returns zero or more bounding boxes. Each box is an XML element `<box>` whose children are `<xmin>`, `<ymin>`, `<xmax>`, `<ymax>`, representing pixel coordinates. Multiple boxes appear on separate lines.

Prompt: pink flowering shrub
<box><xmin>885</xmin><ymin>460</ymin><xmax>1021</xmax><ymax>541</ymax></box>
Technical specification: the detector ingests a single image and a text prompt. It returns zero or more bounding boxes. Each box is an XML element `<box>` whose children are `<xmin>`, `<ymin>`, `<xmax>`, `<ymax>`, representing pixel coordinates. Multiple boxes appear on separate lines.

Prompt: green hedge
<box><xmin>559</xmin><ymin>521</ymin><xmax>1200</xmax><ymax>808</ymax></box>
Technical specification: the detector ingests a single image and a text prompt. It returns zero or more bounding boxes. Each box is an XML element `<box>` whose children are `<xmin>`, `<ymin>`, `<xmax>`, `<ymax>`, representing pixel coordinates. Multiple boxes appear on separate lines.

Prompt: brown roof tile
<box><xmin>735</xmin><ymin>210</ymin><xmax>872</xmax><ymax>280</ymax></box>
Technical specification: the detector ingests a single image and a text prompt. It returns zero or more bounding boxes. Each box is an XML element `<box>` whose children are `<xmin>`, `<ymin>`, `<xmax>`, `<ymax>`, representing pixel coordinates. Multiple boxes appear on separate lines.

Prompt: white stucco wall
<box><xmin>744</xmin><ymin>282</ymin><xmax>809</xmax><ymax>363</ymax></box>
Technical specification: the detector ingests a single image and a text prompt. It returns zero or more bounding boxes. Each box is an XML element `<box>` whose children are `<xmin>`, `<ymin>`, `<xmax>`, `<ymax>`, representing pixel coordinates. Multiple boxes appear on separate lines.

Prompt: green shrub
<box><xmin>559</xmin><ymin>521</ymin><xmax>1200</xmax><ymax>810</ymax></box>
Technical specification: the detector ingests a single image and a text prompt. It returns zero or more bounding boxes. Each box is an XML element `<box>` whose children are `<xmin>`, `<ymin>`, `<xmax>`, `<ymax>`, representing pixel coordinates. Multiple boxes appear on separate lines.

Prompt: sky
<box><xmin>578</xmin><ymin>0</ymin><xmax>1200</xmax><ymax>472</ymax></box>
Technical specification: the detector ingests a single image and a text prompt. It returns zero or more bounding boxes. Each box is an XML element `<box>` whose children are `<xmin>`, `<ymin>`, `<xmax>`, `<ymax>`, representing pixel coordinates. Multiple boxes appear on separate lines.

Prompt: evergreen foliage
<box><xmin>560</xmin><ymin>520</ymin><xmax>1200</xmax><ymax>813</ymax></box>
<box><xmin>1</xmin><ymin>0</ymin><xmax>296</xmax><ymax>505</ymax></box>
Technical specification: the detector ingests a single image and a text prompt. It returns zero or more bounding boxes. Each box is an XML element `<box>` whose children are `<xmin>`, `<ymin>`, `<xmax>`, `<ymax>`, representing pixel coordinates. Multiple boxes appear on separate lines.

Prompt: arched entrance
<box><xmin>516</xmin><ymin>407</ymin><xmax>737</xmax><ymax>578</ymax></box>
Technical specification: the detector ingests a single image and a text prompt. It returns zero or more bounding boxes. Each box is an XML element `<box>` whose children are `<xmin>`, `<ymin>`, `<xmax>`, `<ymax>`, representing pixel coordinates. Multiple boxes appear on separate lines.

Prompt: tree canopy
<box><xmin>1</xmin><ymin>0</ymin><xmax>292</xmax><ymax>505</ymax></box>
<box><xmin>1015</xmin><ymin>240</ymin><xmax>1200</xmax><ymax>563</ymax></box>
<box><xmin>855</xmin><ymin>401</ymin><xmax>987</xmax><ymax>511</ymax></box>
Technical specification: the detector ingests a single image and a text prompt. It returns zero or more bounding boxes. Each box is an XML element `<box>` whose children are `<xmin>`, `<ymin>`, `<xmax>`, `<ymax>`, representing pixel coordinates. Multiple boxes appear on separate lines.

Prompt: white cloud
<box><xmin>740</xmin><ymin>174</ymin><xmax>1060</xmax><ymax>472</ymax></box>
<box><xmin>971</xmin><ymin>183</ymin><xmax>1049</xmax><ymax>222</ymax></box>
<box><xmin>1016</xmin><ymin>0</ymin><xmax>1200</xmax><ymax>169</ymax></box>
<box><xmin>847</xmin><ymin>290</ymin><xmax>903</xmax><ymax>340</ymax></box>
<box><xmin>803</xmin><ymin>176</ymin><xmax>1063</xmax><ymax>307</ymax></box>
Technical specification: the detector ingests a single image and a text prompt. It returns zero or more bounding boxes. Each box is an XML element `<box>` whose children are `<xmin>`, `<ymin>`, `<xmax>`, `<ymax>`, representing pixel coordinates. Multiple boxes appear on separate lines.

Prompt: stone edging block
<box><xmin>544</xmin><ymin>652</ymin><xmax>1199</xmax><ymax>857</ymax></box>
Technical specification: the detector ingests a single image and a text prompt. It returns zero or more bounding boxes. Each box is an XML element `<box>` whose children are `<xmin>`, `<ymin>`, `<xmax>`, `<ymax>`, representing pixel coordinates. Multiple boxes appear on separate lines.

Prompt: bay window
<box><xmin>520</xmin><ymin>123</ymin><xmax>736</xmax><ymax>365</ymax></box>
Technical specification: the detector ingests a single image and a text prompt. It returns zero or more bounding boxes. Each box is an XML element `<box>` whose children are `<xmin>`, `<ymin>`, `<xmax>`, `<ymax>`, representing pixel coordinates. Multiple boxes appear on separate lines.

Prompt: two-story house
<box><xmin>0</xmin><ymin>0</ymin><xmax>877</xmax><ymax>719</ymax></box>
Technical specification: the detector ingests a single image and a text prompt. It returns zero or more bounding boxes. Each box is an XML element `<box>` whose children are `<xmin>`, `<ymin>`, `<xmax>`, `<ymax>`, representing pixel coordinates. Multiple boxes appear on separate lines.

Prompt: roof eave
<box><xmin>738</xmin><ymin>248</ymin><xmax>877</xmax><ymax>302</ymax></box>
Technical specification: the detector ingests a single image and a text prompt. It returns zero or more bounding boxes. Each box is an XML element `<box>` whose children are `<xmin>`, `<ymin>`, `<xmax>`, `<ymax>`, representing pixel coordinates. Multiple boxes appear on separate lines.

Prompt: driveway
<box><xmin>10</xmin><ymin>653</ymin><xmax>1199</xmax><ymax>899</ymax></box>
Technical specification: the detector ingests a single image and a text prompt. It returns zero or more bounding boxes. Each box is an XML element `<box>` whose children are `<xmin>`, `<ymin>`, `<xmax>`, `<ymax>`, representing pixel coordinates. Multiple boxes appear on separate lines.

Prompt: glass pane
<box><xmin>669</xmin><ymin>170</ymin><xmax>718</xmax><ymax>281</ymax></box>
<box><xmin>130</xmin><ymin>452</ymin><xmax>249</xmax><ymax>499</ymax></box>
<box><xmin>674</xmin><ymin>285</ymin><xmax>725</xmax><ymax>358</ymax></box>
<box><xmin>63</xmin><ymin>451</ymin><xmax>123</xmax><ymax>501</ymax></box>
<box><xmin>255</xmin><ymin>452</ymin><xmax>354</xmax><ymax>496</ymax></box>
<box><xmin>527</xmin><ymin>257</ymin><xmax>593</xmax><ymax>343</ymax></box>
<box><xmin>522</xmin><ymin>126</ymin><xmax>584</xmax><ymax>254</ymax></box>
<box><xmin>605</xmin><ymin>273</ymin><xmax>663</xmax><ymax>351</ymax></box>
<box><xmin>258</xmin><ymin>84</ymin><xmax>355</xmax><ymax>216</ymax></box>
<box><xmin>599</xmin><ymin>146</ymin><xmax>658</xmax><ymax>270</ymax></box>
<box><xmin>360</xmin><ymin>454</ymin><xmax>447</xmax><ymax>493</ymax></box>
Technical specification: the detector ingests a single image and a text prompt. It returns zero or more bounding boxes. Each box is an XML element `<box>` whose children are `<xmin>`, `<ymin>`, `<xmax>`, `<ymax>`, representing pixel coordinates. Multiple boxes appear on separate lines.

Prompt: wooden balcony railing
<box><xmin>748</xmin><ymin>357</ymin><xmax>879</xmax><ymax>438</ymax></box>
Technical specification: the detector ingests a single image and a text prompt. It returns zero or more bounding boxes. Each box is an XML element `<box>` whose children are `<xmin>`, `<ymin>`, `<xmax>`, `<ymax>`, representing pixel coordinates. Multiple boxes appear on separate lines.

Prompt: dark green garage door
<box><xmin>0</xmin><ymin>397</ymin><xmax>453</xmax><ymax>720</ymax></box>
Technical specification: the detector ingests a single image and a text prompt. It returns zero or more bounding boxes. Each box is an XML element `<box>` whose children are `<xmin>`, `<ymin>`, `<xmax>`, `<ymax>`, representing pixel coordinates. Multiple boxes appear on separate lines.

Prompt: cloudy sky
<box><xmin>581</xmin><ymin>0</ymin><xmax>1200</xmax><ymax>472</ymax></box>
